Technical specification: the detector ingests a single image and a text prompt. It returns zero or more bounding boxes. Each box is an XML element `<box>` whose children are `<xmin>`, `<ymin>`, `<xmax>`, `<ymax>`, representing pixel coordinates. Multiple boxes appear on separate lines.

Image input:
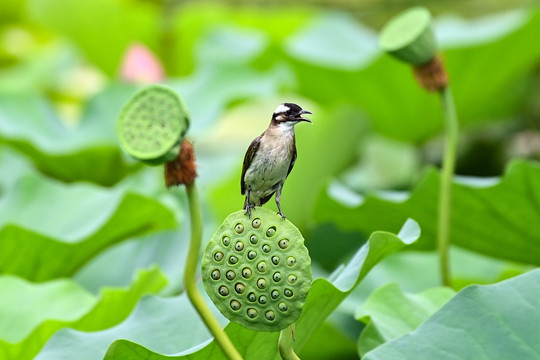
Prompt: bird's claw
<box><xmin>277</xmin><ymin>211</ymin><xmax>286</xmax><ymax>220</ymax></box>
<box><xmin>244</xmin><ymin>204</ymin><xmax>255</xmax><ymax>218</ymax></box>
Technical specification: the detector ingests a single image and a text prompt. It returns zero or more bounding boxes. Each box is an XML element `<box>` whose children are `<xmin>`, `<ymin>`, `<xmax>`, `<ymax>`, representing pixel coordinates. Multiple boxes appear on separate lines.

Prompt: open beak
<box><xmin>295</xmin><ymin>109</ymin><xmax>312</xmax><ymax>123</ymax></box>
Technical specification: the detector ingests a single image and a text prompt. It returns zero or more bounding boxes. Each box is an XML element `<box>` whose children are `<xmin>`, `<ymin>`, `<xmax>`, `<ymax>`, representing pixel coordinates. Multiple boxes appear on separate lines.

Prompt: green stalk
<box><xmin>184</xmin><ymin>183</ymin><xmax>243</xmax><ymax>360</ymax></box>
<box><xmin>437</xmin><ymin>86</ymin><xmax>459</xmax><ymax>287</ymax></box>
<box><xmin>278</xmin><ymin>324</ymin><xmax>300</xmax><ymax>360</ymax></box>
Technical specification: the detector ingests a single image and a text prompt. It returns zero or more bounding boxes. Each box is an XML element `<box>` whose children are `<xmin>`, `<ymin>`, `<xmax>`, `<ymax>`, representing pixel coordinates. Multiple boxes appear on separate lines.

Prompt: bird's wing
<box><xmin>286</xmin><ymin>135</ymin><xmax>297</xmax><ymax>178</ymax></box>
<box><xmin>241</xmin><ymin>135</ymin><xmax>262</xmax><ymax>195</ymax></box>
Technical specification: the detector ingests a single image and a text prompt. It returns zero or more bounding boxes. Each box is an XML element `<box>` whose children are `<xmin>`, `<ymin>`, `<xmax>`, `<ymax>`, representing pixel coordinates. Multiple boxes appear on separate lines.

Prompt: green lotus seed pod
<box><xmin>116</xmin><ymin>84</ymin><xmax>189</xmax><ymax>164</ymax></box>
<box><xmin>379</xmin><ymin>6</ymin><xmax>437</xmax><ymax>65</ymax></box>
<box><xmin>201</xmin><ymin>208</ymin><xmax>312</xmax><ymax>332</ymax></box>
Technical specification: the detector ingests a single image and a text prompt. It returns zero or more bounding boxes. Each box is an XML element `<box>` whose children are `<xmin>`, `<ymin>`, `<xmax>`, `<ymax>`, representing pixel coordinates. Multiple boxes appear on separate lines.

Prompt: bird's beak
<box><xmin>296</xmin><ymin>109</ymin><xmax>312</xmax><ymax>123</ymax></box>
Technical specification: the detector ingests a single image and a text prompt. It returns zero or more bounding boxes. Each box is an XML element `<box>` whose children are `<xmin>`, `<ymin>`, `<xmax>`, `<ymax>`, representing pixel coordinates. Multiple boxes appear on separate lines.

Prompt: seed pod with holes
<box><xmin>116</xmin><ymin>84</ymin><xmax>189</xmax><ymax>165</ymax></box>
<box><xmin>202</xmin><ymin>207</ymin><xmax>312</xmax><ymax>332</ymax></box>
<box><xmin>379</xmin><ymin>6</ymin><xmax>436</xmax><ymax>66</ymax></box>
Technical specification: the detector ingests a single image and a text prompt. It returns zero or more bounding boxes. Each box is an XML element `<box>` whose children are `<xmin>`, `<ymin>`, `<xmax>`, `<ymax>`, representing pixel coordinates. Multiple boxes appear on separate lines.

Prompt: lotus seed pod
<box><xmin>202</xmin><ymin>208</ymin><xmax>312</xmax><ymax>332</ymax></box>
<box><xmin>116</xmin><ymin>84</ymin><xmax>189</xmax><ymax>164</ymax></box>
<box><xmin>379</xmin><ymin>6</ymin><xmax>437</xmax><ymax>65</ymax></box>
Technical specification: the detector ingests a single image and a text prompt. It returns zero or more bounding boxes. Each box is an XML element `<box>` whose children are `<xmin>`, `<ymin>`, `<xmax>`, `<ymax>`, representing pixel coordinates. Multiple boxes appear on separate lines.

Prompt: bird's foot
<box><xmin>244</xmin><ymin>204</ymin><xmax>255</xmax><ymax>218</ymax></box>
<box><xmin>276</xmin><ymin>210</ymin><xmax>286</xmax><ymax>220</ymax></box>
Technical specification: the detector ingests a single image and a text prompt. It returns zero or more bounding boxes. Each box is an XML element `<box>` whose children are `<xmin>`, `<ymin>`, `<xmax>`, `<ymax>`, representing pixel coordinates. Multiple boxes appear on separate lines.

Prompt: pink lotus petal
<box><xmin>120</xmin><ymin>42</ymin><xmax>165</xmax><ymax>83</ymax></box>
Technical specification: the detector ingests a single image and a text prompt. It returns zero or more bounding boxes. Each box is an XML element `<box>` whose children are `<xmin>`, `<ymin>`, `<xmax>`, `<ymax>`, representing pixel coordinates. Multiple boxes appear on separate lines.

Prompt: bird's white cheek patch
<box><xmin>274</xmin><ymin>104</ymin><xmax>290</xmax><ymax>114</ymax></box>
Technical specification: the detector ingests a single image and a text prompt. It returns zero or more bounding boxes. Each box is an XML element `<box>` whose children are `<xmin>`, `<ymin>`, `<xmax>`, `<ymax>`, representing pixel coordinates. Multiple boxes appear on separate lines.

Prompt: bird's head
<box><xmin>272</xmin><ymin>103</ymin><xmax>312</xmax><ymax>125</ymax></box>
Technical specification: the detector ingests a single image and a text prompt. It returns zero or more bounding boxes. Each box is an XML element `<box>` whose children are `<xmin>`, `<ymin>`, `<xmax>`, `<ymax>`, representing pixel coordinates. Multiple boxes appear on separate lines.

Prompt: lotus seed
<box><xmin>235</xmin><ymin>283</ymin><xmax>246</xmax><ymax>294</ymax></box>
<box><xmin>257</xmin><ymin>261</ymin><xmax>267</xmax><ymax>273</ymax></box>
<box><xmin>252</xmin><ymin>218</ymin><xmax>261</xmax><ymax>229</ymax></box>
<box><xmin>278</xmin><ymin>239</ymin><xmax>289</xmax><ymax>249</ymax></box>
<box><xmin>226</xmin><ymin>270</ymin><xmax>236</xmax><ymax>280</ymax></box>
<box><xmin>214</xmin><ymin>251</ymin><xmax>224</xmax><ymax>262</ymax></box>
<box><xmin>247</xmin><ymin>292</ymin><xmax>256</xmax><ymax>302</ymax></box>
<box><xmin>284</xmin><ymin>288</ymin><xmax>293</xmax><ymax>297</ymax></box>
<box><xmin>286</xmin><ymin>256</ymin><xmax>296</xmax><ymax>267</ymax></box>
<box><xmin>218</xmin><ymin>286</ymin><xmax>229</xmax><ymax>296</ymax></box>
<box><xmin>258</xmin><ymin>295</ymin><xmax>268</xmax><ymax>304</ymax></box>
<box><xmin>242</xmin><ymin>267</ymin><xmax>252</xmax><ymax>278</ymax></box>
<box><xmin>247</xmin><ymin>308</ymin><xmax>258</xmax><ymax>318</ymax></box>
<box><xmin>271</xmin><ymin>256</ymin><xmax>280</xmax><ymax>265</ymax></box>
<box><xmin>257</xmin><ymin>278</ymin><xmax>267</xmax><ymax>289</ymax></box>
<box><xmin>278</xmin><ymin>302</ymin><xmax>288</xmax><ymax>312</ymax></box>
<box><xmin>249</xmin><ymin>234</ymin><xmax>258</xmax><ymax>244</ymax></box>
<box><xmin>265</xmin><ymin>310</ymin><xmax>275</xmax><ymax>321</ymax></box>
<box><xmin>230</xmin><ymin>300</ymin><xmax>241</xmax><ymax>311</ymax></box>
<box><xmin>234</xmin><ymin>223</ymin><xmax>244</xmax><ymax>234</ymax></box>
<box><xmin>222</xmin><ymin>236</ymin><xmax>230</xmax><ymax>246</ymax></box>
<box><xmin>273</xmin><ymin>272</ymin><xmax>281</xmax><ymax>282</ymax></box>
<box><xmin>288</xmin><ymin>274</ymin><xmax>297</xmax><ymax>284</ymax></box>
<box><xmin>262</xmin><ymin>244</ymin><xmax>271</xmax><ymax>253</ymax></box>
<box><xmin>229</xmin><ymin>256</ymin><xmax>238</xmax><ymax>265</ymax></box>
<box><xmin>235</xmin><ymin>241</ymin><xmax>245</xmax><ymax>251</ymax></box>
<box><xmin>271</xmin><ymin>289</ymin><xmax>280</xmax><ymax>299</ymax></box>
<box><xmin>211</xmin><ymin>269</ymin><xmax>221</xmax><ymax>280</ymax></box>
<box><xmin>266</xmin><ymin>226</ymin><xmax>276</xmax><ymax>237</ymax></box>
<box><xmin>247</xmin><ymin>250</ymin><xmax>257</xmax><ymax>260</ymax></box>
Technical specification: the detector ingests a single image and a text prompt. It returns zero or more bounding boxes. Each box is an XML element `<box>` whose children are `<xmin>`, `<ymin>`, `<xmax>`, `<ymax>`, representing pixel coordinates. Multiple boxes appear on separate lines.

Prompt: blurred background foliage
<box><xmin>1</xmin><ymin>0</ymin><xmax>540</xmax><ymax>359</ymax></box>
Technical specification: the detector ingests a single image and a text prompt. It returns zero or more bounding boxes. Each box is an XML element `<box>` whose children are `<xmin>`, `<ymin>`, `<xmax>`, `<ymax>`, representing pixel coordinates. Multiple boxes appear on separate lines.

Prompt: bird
<box><xmin>241</xmin><ymin>102</ymin><xmax>312</xmax><ymax>219</ymax></box>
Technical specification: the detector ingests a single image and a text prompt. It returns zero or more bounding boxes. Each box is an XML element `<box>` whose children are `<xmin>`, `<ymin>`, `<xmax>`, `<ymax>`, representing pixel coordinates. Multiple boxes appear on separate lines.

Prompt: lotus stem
<box><xmin>438</xmin><ymin>86</ymin><xmax>459</xmax><ymax>287</ymax></box>
<box><xmin>184</xmin><ymin>183</ymin><xmax>243</xmax><ymax>360</ymax></box>
<box><xmin>279</xmin><ymin>324</ymin><xmax>301</xmax><ymax>360</ymax></box>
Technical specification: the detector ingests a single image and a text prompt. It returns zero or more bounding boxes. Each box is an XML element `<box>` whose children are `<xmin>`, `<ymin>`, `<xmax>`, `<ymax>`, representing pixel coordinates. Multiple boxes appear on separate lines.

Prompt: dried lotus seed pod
<box><xmin>116</xmin><ymin>84</ymin><xmax>189</xmax><ymax>165</ymax></box>
<box><xmin>202</xmin><ymin>208</ymin><xmax>312</xmax><ymax>332</ymax></box>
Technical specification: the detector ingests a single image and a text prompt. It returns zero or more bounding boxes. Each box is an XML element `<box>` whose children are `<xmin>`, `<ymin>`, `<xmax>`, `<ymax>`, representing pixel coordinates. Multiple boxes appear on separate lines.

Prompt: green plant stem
<box><xmin>184</xmin><ymin>183</ymin><xmax>243</xmax><ymax>360</ymax></box>
<box><xmin>438</xmin><ymin>86</ymin><xmax>459</xmax><ymax>287</ymax></box>
<box><xmin>279</xmin><ymin>324</ymin><xmax>300</xmax><ymax>360</ymax></box>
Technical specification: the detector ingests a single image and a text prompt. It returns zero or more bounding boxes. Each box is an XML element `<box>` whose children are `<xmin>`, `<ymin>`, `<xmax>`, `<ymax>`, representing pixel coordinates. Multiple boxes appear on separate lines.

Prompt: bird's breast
<box><xmin>244</xmin><ymin>132</ymin><xmax>294</xmax><ymax>194</ymax></box>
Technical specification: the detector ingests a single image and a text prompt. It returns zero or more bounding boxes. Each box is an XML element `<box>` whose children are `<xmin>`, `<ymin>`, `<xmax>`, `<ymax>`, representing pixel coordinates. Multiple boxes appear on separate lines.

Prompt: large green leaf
<box><xmin>315</xmin><ymin>159</ymin><xmax>540</xmax><ymax>265</ymax></box>
<box><xmin>0</xmin><ymin>267</ymin><xmax>167</xmax><ymax>360</ymax></box>
<box><xmin>0</xmin><ymin>175</ymin><xmax>176</xmax><ymax>281</ymax></box>
<box><xmin>287</xmin><ymin>10</ymin><xmax>540</xmax><ymax>142</ymax></box>
<box><xmin>27</xmin><ymin>0</ymin><xmax>159</xmax><ymax>76</ymax></box>
<box><xmin>35</xmin><ymin>290</ymin><xmax>223</xmax><ymax>360</ymax></box>
<box><xmin>0</xmin><ymin>85</ymin><xmax>141</xmax><ymax>185</ymax></box>
<box><xmin>364</xmin><ymin>268</ymin><xmax>540</xmax><ymax>360</ymax></box>
<box><xmin>30</xmin><ymin>220</ymin><xmax>418</xmax><ymax>359</ymax></box>
<box><xmin>97</xmin><ymin>219</ymin><xmax>420</xmax><ymax>360</ymax></box>
<box><xmin>300</xmin><ymin>322</ymin><xmax>358</xmax><ymax>360</ymax></box>
<box><xmin>356</xmin><ymin>283</ymin><xmax>455</xmax><ymax>357</ymax></box>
